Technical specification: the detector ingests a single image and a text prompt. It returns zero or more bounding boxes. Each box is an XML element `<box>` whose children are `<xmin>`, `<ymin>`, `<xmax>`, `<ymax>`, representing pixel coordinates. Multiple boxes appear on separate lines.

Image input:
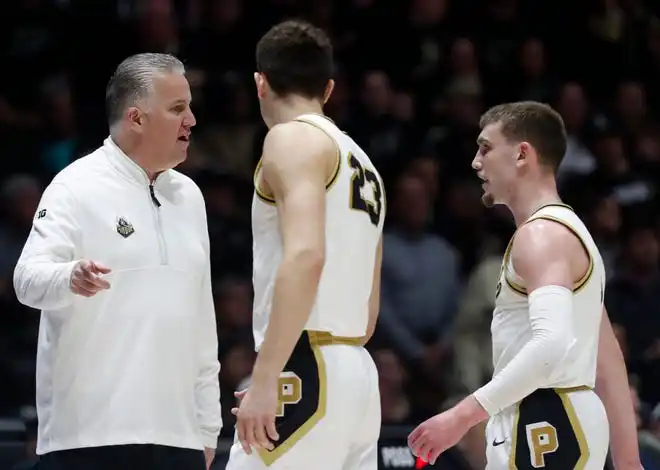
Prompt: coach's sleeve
<box><xmin>13</xmin><ymin>182</ymin><xmax>80</xmax><ymax>310</ymax></box>
<box><xmin>195</xmin><ymin>199</ymin><xmax>222</xmax><ymax>448</ymax></box>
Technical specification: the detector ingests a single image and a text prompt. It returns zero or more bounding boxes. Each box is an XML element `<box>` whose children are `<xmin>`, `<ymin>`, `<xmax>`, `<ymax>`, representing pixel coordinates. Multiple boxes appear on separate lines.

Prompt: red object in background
<box><xmin>415</xmin><ymin>456</ymin><xmax>428</xmax><ymax>468</ymax></box>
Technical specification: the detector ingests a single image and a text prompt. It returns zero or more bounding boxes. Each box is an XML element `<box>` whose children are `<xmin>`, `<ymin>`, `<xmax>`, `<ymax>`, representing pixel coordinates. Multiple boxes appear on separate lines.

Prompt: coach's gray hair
<box><xmin>105</xmin><ymin>53</ymin><xmax>185</xmax><ymax>130</ymax></box>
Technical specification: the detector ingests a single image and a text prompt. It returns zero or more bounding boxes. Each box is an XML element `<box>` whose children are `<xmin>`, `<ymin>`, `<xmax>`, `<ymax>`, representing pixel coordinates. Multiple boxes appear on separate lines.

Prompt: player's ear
<box><xmin>517</xmin><ymin>142</ymin><xmax>532</xmax><ymax>163</ymax></box>
<box><xmin>323</xmin><ymin>80</ymin><xmax>335</xmax><ymax>104</ymax></box>
<box><xmin>254</xmin><ymin>72</ymin><xmax>267</xmax><ymax>99</ymax></box>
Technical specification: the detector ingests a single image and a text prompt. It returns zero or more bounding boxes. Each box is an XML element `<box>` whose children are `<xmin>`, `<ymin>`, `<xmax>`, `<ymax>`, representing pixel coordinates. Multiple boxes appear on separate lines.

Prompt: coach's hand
<box><xmin>70</xmin><ymin>260</ymin><xmax>111</xmax><ymax>297</ymax></box>
<box><xmin>231</xmin><ymin>380</ymin><xmax>279</xmax><ymax>455</ymax></box>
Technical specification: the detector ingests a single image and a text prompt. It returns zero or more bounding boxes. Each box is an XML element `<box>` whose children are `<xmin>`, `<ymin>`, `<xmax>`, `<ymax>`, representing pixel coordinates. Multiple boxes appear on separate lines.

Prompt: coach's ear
<box><xmin>127</xmin><ymin>107</ymin><xmax>143</xmax><ymax>133</ymax></box>
<box><xmin>323</xmin><ymin>79</ymin><xmax>335</xmax><ymax>104</ymax></box>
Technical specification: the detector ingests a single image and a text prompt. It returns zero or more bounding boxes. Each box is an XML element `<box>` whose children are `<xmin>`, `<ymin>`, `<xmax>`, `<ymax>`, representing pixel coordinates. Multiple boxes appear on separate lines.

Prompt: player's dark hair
<box><xmin>479</xmin><ymin>101</ymin><xmax>568</xmax><ymax>172</ymax></box>
<box><xmin>256</xmin><ymin>20</ymin><xmax>333</xmax><ymax>100</ymax></box>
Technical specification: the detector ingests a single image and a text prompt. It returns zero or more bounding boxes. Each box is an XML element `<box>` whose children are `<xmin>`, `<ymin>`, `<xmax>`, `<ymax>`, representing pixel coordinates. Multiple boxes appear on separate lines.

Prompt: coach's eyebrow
<box><xmin>170</xmin><ymin>98</ymin><xmax>191</xmax><ymax>106</ymax></box>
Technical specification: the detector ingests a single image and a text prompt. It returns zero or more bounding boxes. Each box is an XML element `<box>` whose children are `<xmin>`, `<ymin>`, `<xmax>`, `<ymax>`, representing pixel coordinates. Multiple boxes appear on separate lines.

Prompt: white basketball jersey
<box><xmin>492</xmin><ymin>204</ymin><xmax>606</xmax><ymax>389</ymax></box>
<box><xmin>251</xmin><ymin>114</ymin><xmax>386</xmax><ymax>350</ymax></box>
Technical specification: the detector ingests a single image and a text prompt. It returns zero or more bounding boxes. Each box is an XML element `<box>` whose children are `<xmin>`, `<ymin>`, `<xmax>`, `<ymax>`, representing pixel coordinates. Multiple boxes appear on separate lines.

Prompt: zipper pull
<box><xmin>149</xmin><ymin>184</ymin><xmax>161</xmax><ymax>207</ymax></box>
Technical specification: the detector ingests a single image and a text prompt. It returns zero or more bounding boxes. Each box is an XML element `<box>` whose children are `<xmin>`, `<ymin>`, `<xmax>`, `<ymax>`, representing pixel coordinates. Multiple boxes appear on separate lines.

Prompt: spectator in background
<box><xmin>555</xmin><ymin>82</ymin><xmax>597</xmax><ymax>185</ymax></box>
<box><xmin>379</xmin><ymin>172</ymin><xmax>460</xmax><ymax>391</ymax></box>
<box><xmin>214</xmin><ymin>276</ymin><xmax>253</xmax><ymax>358</ymax></box>
<box><xmin>374</xmin><ymin>349</ymin><xmax>417</xmax><ymax>426</ymax></box>
<box><xmin>0</xmin><ymin>176</ymin><xmax>43</xmax><ymax>285</ymax></box>
<box><xmin>589</xmin><ymin>130</ymin><xmax>656</xmax><ymax>208</ymax></box>
<box><xmin>584</xmin><ymin>191</ymin><xmax>623</xmax><ymax>280</ymax></box>
<box><xmin>9</xmin><ymin>416</ymin><xmax>38</xmax><ymax>470</ymax></box>
<box><xmin>607</xmin><ymin>222</ymin><xmax>660</xmax><ymax>404</ymax></box>
<box><xmin>452</xmin><ymin>249</ymin><xmax>502</xmax><ymax>393</ymax></box>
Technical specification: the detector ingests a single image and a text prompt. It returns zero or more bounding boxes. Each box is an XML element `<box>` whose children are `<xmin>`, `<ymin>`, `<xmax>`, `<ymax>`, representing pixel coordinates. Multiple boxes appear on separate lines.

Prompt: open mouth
<box><xmin>177</xmin><ymin>135</ymin><xmax>190</xmax><ymax>143</ymax></box>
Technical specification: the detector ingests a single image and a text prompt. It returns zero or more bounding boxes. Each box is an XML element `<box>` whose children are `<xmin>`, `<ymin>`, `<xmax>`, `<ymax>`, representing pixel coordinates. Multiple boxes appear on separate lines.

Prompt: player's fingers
<box><xmin>265</xmin><ymin>416</ymin><xmax>279</xmax><ymax>442</ymax></box>
<box><xmin>254</xmin><ymin>417</ymin><xmax>273</xmax><ymax>450</ymax></box>
<box><xmin>429</xmin><ymin>448</ymin><xmax>441</xmax><ymax>465</ymax></box>
<box><xmin>244</xmin><ymin>419</ymin><xmax>262</xmax><ymax>452</ymax></box>
<box><xmin>407</xmin><ymin>427</ymin><xmax>422</xmax><ymax>449</ymax></box>
<box><xmin>234</xmin><ymin>389</ymin><xmax>247</xmax><ymax>405</ymax></box>
<box><xmin>231</xmin><ymin>407</ymin><xmax>239</xmax><ymax>416</ymax></box>
<box><xmin>411</xmin><ymin>433</ymin><xmax>428</xmax><ymax>457</ymax></box>
<box><xmin>416</xmin><ymin>441</ymin><xmax>431</xmax><ymax>463</ymax></box>
<box><xmin>236</xmin><ymin>418</ymin><xmax>251</xmax><ymax>455</ymax></box>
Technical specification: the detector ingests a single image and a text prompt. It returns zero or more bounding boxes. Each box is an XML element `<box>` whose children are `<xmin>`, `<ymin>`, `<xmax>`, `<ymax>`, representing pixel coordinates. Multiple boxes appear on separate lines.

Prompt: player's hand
<box><xmin>408</xmin><ymin>408</ymin><xmax>470</xmax><ymax>465</ymax></box>
<box><xmin>203</xmin><ymin>447</ymin><xmax>215</xmax><ymax>470</ymax></box>
<box><xmin>231</xmin><ymin>379</ymin><xmax>279</xmax><ymax>455</ymax></box>
<box><xmin>70</xmin><ymin>260</ymin><xmax>111</xmax><ymax>297</ymax></box>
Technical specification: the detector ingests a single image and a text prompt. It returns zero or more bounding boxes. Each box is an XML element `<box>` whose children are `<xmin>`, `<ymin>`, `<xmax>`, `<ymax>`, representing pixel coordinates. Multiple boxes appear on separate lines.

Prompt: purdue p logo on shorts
<box><xmin>276</xmin><ymin>372</ymin><xmax>302</xmax><ymax>417</ymax></box>
<box><xmin>525</xmin><ymin>421</ymin><xmax>559</xmax><ymax>468</ymax></box>
<box><xmin>511</xmin><ymin>388</ymin><xmax>589</xmax><ymax>469</ymax></box>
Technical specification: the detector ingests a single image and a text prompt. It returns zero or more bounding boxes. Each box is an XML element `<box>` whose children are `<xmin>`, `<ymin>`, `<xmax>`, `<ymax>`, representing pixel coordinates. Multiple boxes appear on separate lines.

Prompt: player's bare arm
<box><xmin>232</xmin><ymin>120</ymin><xmax>334</xmax><ymax>454</ymax></box>
<box><xmin>596</xmin><ymin>308</ymin><xmax>643</xmax><ymax>470</ymax></box>
<box><xmin>409</xmin><ymin>219</ymin><xmax>582</xmax><ymax>464</ymax></box>
<box><xmin>361</xmin><ymin>235</ymin><xmax>382</xmax><ymax>345</ymax></box>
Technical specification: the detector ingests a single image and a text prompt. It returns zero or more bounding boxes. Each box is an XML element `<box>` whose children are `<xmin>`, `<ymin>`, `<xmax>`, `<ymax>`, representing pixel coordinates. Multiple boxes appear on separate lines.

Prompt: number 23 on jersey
<box><xmin>348</xmin><ymin>153</ymin><xmax>384</xmax><ymax>227</ymax></box>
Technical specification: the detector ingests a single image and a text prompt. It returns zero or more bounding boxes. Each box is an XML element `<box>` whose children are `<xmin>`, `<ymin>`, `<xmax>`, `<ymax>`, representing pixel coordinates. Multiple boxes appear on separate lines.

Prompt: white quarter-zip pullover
<box><xmin>13</xmin><ymin>138</ymin><xmax>222</xmax><ymax>455</ymax></box>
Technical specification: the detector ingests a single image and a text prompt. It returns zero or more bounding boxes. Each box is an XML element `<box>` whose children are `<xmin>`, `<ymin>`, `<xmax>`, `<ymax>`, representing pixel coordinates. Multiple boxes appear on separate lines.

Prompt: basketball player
<box><xmin>408</xmin><ymin>102</ymin><xmax>643</xmax><ymax>469</ymax></box>
<box><xmin>226</xmin><ymin>20</ymin><xmax>385</xmax><ymax>470</ymax></box>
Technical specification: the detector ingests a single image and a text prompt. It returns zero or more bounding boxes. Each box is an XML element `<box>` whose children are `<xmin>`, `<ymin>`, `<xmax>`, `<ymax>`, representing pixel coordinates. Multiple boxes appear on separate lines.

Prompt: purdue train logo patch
<box><xmin>116</xmin><ymin>217</ymin><xmax>135</xmax><ymax>238</ymax></box>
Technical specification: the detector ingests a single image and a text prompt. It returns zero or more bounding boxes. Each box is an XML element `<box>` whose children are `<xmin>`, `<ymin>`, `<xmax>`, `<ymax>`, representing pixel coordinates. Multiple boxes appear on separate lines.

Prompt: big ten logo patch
<box><xmin>525</xmin><ymin>421</ymin><xmax>558</xmax><ymax>468</ymax></box>
<box><xmin>276</xmin><ymin>372</ymin><xmax>302</xmax><ymax>417</ymax></box>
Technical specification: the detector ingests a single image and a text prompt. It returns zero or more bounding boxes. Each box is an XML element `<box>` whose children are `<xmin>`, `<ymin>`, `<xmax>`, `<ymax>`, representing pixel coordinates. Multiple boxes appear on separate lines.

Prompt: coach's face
<box><xmin>139</xmin><ymin>72</ymin><xmax>196</xmax><ymax>170</ymax></box>
<box><xmin>472</xmin><ymin>122</ymin><xmax>521</xmax><ymax>207</ymax></box>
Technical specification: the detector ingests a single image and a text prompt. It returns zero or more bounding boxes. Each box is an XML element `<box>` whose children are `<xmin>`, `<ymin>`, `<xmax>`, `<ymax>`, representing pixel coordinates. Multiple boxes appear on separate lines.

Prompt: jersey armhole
<box><xmin>293</xmin><ymin>118</ymin><xmax>341</xmax><ymax>190</ymax></box>
<box><xmin>531</xmin><ymin>215</ymin><xmax>594</xmax><ymax>293</ymax></box>
<box><xmin>502</xmin><ymin>216</ymin><xmax>595</xmax><ymax>296</ymax></box>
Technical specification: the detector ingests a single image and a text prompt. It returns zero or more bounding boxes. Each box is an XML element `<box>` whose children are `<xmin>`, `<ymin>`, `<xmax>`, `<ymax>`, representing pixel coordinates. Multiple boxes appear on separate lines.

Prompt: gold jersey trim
<box><xmin>501</xmin><ymin>205</ymin><xmax>593</xmax><ymax>297</ymax></box>
<box><xmin>253</xmin><ymin>117</ymin><xmax>341</xmax><ymax>205</ymax></box>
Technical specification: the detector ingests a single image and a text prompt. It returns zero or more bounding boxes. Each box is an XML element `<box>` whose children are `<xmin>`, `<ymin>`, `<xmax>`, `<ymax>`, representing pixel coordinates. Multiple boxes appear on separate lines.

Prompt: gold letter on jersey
<box><xmin>525</xmin><ymin>421</ymin><xmax>558</xmax><ymax>468</ymax></box>
<box><xmin>275</xmin><ymin>372</ymin><xmax>302</xmax><ymax>417</ymax></box>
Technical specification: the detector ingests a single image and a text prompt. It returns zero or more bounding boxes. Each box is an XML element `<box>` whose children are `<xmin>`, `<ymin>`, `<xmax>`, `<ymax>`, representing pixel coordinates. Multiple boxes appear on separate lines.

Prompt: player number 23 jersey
<box><xmin>251</xmin><ymin>114</ymin><xmax>386</xmax><ymax>350</ymax></box>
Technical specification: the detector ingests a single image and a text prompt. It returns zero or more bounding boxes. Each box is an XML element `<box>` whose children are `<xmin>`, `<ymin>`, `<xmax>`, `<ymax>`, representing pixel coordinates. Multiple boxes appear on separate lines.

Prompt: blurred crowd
<box><xmin>2</xmin><ymin>0</ymin><xmax>660</xmax><ymax>468</ymax></box>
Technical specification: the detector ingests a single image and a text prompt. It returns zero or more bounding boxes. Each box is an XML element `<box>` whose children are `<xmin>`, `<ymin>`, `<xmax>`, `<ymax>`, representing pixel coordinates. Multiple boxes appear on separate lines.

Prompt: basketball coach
<box><xmin>13</xmin><ymin>53</ymin><xmax>221</xmax><ymax>470</ymax></box>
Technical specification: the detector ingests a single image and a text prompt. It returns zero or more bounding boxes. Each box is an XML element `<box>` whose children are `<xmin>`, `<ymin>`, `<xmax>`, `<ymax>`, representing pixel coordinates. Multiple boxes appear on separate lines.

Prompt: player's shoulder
<box><xmin>263</xmin><ymin>120</ymin><xmax>336</xmax><ymax>161</ymax></box>
<box><xmin>512</xmin><ymin>217</ymin><xmax>582</xmax><ymax>262</ymax></box>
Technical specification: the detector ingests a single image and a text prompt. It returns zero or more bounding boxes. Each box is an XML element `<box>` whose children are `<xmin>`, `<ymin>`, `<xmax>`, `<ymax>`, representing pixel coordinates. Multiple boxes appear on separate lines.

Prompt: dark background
<box><xmin>1</xmin><ymin>0</ymin><xmax>660</xmax><ymax>468</ymax></box>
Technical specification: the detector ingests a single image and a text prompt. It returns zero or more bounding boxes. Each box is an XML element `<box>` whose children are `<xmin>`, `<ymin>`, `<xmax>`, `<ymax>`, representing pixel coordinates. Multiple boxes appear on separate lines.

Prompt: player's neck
<box><xmin>509</xmin><ymin>179</ymin><xmax>561</xmax><ymax>227</ymax></box>
<box><xmin>267</xmin><ymin>96</ymin><xmax>324</xmax><ymax>127</ymax></box>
